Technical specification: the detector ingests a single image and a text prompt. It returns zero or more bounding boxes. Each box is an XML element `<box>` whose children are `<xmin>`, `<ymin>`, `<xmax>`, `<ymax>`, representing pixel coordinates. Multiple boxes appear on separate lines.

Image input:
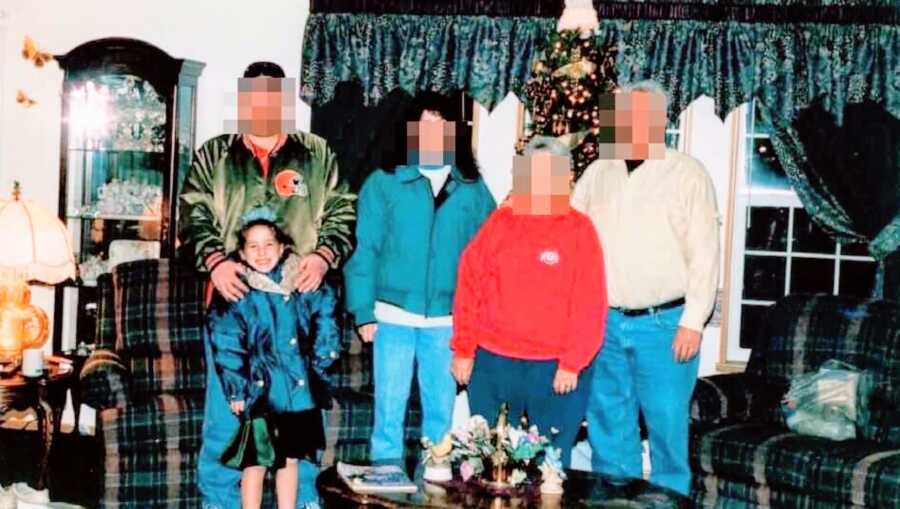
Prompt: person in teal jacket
<box><xmin>343</xmin><ymin>92</ymin><xmax>496</xmax><ymax>466</ymax></box>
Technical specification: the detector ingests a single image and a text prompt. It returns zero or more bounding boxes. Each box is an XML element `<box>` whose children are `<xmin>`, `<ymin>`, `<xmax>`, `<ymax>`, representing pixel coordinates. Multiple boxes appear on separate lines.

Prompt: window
<box><xmin>725</xmin><ymin>100</ymin><xmax>877</xmax><ymax>363</ymax></box>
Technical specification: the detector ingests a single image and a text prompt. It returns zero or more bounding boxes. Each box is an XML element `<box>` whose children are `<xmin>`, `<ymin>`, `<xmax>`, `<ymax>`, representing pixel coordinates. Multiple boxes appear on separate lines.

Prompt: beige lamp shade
<box><xmin>0</xmin><ymin>183</ymin><xmax>76</xmax><ymax>284</ymax></box>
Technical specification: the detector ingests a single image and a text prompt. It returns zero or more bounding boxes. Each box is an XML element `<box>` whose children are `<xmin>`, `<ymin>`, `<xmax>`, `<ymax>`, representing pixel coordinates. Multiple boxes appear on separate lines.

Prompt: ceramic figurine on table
<box><xmin>421</xmin><ymin>434</ymin><xmax>453</xmax><ymax>482</ymax></box>
<box><xmin>539</xmin><ymin>446</ymin><xmax>566</xmax><ymax>495</ymax></box>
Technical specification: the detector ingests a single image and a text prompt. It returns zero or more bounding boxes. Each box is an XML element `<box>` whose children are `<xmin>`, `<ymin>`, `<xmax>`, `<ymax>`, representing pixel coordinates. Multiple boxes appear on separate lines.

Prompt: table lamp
<box><xmin>0</xmin><ymin>182</ymin><xmax>75</xmax><ymax>366</ymax></box>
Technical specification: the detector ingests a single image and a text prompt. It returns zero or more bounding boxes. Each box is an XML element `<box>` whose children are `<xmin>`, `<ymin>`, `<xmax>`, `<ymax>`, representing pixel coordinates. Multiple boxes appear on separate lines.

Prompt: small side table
<box><xmin>0</xmin><ymin>364</ymin><xmax>74</xmax><ymax>491</ymax></box>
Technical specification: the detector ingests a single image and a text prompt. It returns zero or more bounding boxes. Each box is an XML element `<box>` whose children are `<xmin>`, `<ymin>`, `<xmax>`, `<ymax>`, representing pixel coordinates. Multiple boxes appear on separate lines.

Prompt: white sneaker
<box><xmin>12</xmin><ymin>482</ymin><xmax>50</xmax><ymax>508</ymax></box>
<box><xmin>0</xmin><ymin>484</ymin><xmax>16</xmax><ymax>509</ymax></box>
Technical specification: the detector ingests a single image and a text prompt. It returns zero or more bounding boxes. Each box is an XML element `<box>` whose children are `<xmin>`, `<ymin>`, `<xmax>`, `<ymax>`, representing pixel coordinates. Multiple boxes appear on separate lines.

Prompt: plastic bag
<box><xmin>782</xmin><ymin>360</ymin><xmax>875</xmax><ymax>441</ymax></box>
<box><xmin>785</xmin><ymin>408</ymin><xmax>856</xmax><ymax>441</ymax></box>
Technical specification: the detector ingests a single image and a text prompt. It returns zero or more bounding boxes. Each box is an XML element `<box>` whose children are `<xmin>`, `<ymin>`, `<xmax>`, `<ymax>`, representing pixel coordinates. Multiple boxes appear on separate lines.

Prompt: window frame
<box><xmin>721</xmin><ymin>100</ymin><xmax>876</xmax><ymax>368</ymax></box>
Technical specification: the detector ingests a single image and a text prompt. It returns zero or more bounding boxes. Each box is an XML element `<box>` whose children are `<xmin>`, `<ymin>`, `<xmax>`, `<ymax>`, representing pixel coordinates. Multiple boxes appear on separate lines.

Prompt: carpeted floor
<box><xmin>0</xmin><ymin>427</ymin><xmax>101</xmax><ymax>508</ymax></box>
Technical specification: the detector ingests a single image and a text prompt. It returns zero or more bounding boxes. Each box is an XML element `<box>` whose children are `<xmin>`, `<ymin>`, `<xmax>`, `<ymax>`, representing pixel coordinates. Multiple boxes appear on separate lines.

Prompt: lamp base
<box><xmin>0</xmin><ymin>357</ymin><xmax>20</xmax><ymax>377</ymax></box>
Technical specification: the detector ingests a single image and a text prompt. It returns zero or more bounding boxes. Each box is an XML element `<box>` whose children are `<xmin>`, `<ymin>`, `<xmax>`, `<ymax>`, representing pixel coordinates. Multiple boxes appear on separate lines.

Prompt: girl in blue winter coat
<box><xmin>208</xmin><ymin>208</ymin><xmax>340</xmax><ymax>509</ymax></box>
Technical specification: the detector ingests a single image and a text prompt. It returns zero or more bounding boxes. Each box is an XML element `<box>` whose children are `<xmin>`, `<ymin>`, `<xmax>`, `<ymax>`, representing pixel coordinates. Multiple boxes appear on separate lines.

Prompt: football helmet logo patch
<box><xmin>274</xmin><ymin>169</ymin><xmax>308</xmax><ymax>198</ymax></box>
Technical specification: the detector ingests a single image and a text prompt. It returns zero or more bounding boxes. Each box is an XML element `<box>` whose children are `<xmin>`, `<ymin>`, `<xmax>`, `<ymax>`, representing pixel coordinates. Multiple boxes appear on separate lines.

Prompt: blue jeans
<box><xmin>370</xmin><ymin>323</ymin><xmax>456</xmax><ymax>463</ymax></box>
<box><xmin>468</xmin><ymin>349</ymin><xmax>591</xmax><ymax>469</ymax></box>
<box><xmin>586</xmin><ymin>306</ymin><xmax>699</xmax><ymax>495</ymax></box>
<box><xmin>198</xmin><ymin>340</ymin><xmax>320</xmax><ymax>508</ymax></box>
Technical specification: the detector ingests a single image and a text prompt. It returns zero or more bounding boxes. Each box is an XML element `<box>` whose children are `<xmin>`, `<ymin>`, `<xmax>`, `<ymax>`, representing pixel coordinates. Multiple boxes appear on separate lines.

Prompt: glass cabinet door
<box><xmin>54</xmin><ymin>38</ymin><xmax>203</xmax><ymax>351</ymax></box>
<box><xmin>65</xmin><ymin>74</ymin><xmax>168</xmax><ymax>286</ymax></box>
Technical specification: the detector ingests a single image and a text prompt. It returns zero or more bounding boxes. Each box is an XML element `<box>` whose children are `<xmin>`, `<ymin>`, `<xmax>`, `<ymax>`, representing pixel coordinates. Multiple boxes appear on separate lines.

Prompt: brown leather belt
<box><xmin>612</xmin><ymin>297</ymin><xmax>685</xmax><ymax>317</ymax></box>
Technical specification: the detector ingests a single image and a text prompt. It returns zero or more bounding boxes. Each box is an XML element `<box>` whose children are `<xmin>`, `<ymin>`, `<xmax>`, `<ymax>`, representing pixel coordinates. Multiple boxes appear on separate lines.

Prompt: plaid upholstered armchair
<box><xmin>80</xmin><ymin>259</ymin><xmax>207</xmax><ymax>508</ymax></box>
<box><xmin>689</xmin><ymin>295</ymin><xmax>900</xmax><ymax>508</ymax></box>
<box><xmin>80</xmin><ymin>259</ymin><xmax>423</xmax><ymax>507</ymax></box>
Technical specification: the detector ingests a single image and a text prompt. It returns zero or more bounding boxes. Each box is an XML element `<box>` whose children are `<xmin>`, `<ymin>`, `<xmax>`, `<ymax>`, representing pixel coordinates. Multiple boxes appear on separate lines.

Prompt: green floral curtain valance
<box><xmin>599</xmin><ymin>20</ymin><xmax>900</xmax><ymax>122</ymax></box>
<box><xmin>300</xmin><ymin>14</ymin><xmax>555</xmax><ymax>110</ymax></box>
<box><xmin>301</xmin><ymin>13</ymin><xmax>899</xmax><ymax>122</ymax></box>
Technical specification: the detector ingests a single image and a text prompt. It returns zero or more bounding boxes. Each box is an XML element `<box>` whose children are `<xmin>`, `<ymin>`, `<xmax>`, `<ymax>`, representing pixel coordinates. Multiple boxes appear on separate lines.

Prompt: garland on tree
<box><xmin>522</xmin><ymin>30</ymin><xmax>618</xmax><ymax>181</ymax></box>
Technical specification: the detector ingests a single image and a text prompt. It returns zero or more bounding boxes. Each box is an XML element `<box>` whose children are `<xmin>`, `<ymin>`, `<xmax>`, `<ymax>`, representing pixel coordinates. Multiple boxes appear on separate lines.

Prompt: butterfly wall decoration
<box><xmin>16</xmin><ymin>90</ymin><xmax>37</xmax><ymax>108</ymax></box>
<box><xmin>22</xmin><ymin>36</ymin><xmax>53</xmax><ymax>67</ymax></box>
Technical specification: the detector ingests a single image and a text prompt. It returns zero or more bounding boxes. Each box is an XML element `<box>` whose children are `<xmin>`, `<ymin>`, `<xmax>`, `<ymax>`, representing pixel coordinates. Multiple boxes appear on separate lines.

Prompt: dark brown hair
<box><xmin>381</xmin><ymin>91</ymin><xmax>480</xmax><ymax>180</ymax></box>
<box><xmin>236</xmin><ymin>219</ymin><xmax>294</xmax><ymax>251</ymax></box>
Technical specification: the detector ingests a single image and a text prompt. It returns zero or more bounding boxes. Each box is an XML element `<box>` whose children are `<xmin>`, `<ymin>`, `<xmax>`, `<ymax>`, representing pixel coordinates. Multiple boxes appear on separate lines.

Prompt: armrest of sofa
<box><xmin>79</xmin><ymin>349</ymin><xmax>132</xmax><ymax>411</ymax></box>
<box><xmin>691</xmin><ymin>373</ymin><xmax>786</xmax><ymax>424</ymax></box>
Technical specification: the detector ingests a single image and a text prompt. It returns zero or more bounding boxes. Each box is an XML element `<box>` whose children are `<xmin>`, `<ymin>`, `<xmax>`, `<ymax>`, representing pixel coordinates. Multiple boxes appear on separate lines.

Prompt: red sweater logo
<box><xmin>539</xmin><ymin>249</ymin><xmax>560</xmax><ymax>266</ymax></box>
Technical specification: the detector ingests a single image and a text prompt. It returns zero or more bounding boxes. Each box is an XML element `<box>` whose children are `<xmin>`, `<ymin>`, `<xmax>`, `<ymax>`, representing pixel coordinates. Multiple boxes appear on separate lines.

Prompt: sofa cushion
<box><xmin>330</xmin><ymin>341</ymin><xmax>373</xmax><ymax>394</ymax></box>
<box><xmin>322</xmin><ymin>381</ymin><xmax>422</xmax><ymax>469</ymax></box>
<box><xmin>96</xmin><ymin>259</ymin><xmax>207</xmax><ymax>359</ymax></box>
<box><xmin>693</xmin><ymin>474</ymin><xmax>849</xmax><ymax>508</ymax></box>
<box><xmin>127</xmin><ymin>354</ymin><xmax>207</xmax><ymax>400</ymax></box>
<box><xmin>691</xmin><ymin>422</ymin><xmax>900</xmax><ymax>507</ymax></box>
<box><xmin>860</xmin><ymin>383</ymin><xmax>900</xmax><ymax>446</ymax></box>
<box><xmin>690</xmin><ymin>374</ymin><xmax>787</xmax><ymax>425</ymax></box>
<box><xmin>100</xmin><ymin>393</ymin><xmax>204</xmax><ymax>454</ymax></box>
<box><xmin>100</xmin><ymin>449</ymin><xmax>200</xmax><ymax>509</ymax></box>
<box><xmin>747</xmin><ymin>296</ymin><xmax>900</xmax><ymax>384</ymax></box>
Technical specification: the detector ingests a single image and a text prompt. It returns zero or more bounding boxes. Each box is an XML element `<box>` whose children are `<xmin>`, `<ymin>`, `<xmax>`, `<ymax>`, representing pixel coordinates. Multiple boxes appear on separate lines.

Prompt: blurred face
<box><xmin>239</xmin><ymin>225</ymin><xmax>285</xmax><ymax>273</ymax></box>
<box><xmin>510</xmin><ymin>152</ymin><xmax>572</xmax><ymax>215</ymax></box>
<box><xmin>232</xmin><ymin>77</ymin><xmax>296</xmax><ymax>136</ymax></box>
<box><xmin>407</xmin><ymin>109</ymin><xmax>456</xmax><ymax>166</ymax></box>
<box><xmin>596</xmin><ymin>90</ymin><xmax>666</xmax><ymax>160</ymax></box>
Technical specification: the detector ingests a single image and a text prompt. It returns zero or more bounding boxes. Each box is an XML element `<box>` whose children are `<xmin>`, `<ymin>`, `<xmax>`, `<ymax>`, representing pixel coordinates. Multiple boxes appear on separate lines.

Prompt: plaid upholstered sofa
<box><xmin>689</xmin><ymin>295</ymin><xmax>900</xmax><ymax>508</ymax></box>
<box><xmin>80</xmin><ymin>259</ymin><xmax>421</xmax><ymax>508</ymax></box>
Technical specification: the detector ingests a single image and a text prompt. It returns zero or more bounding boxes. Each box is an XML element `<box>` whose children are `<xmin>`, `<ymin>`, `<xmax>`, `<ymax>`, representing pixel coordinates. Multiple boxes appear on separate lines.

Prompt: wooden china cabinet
<box><xmin>53</xmin><ymin>38</ymin><xmax>204</xmax><ymax>352</ymax></box>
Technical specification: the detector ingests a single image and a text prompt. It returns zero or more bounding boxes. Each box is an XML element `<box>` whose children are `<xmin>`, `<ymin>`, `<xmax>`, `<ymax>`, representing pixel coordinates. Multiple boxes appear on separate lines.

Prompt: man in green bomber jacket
<box><xmin>179</xmin><ymin>61</ymin><xmax>355</xmax><ymax>509</ymax></box>
<box><xmin>179</xmin><ymin>130</ymin><xmax>354</xmax><ymax>284</ymax></box>
<box><xmin>179</xmin><ymin>63</ymin><xmax>355</xmax><ymax>303</ymax></box>
<box><xmin>343</xmin><ymin>92</ymin><xmax>496</xmax><ymax>469</ymax></box>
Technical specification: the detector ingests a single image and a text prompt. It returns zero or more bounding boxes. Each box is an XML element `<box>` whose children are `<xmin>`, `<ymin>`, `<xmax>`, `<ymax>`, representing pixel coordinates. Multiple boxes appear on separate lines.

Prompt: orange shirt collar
<box><xmin>242</xmin><ymin>133</ymin><xmax>287</xmax><ymax>157</ymax></box>
<box><xmin>241</xmin><ymin>134</ymin><xmax>288</xmax><ymax>178</ymax></box>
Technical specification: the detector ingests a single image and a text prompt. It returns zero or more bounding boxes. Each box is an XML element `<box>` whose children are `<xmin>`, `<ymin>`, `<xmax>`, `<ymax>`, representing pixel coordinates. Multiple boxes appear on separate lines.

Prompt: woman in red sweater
<box><xmin>450</xmin><ymin>137</ymin><xmax>608</xmax><ymax>466</ymax></box>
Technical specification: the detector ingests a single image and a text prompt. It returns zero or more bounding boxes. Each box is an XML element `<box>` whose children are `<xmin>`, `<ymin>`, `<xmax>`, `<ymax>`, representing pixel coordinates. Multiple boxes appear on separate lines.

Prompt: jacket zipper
<box><xmin>423</xmin><ymin>178</ymin><xmax>435</xmax><ymax>318</ymax></box>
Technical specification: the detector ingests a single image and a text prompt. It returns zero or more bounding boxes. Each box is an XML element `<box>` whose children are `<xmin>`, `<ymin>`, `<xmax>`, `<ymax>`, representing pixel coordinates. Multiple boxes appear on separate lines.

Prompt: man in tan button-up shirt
<box><xmin>572</xmin><ymin>81</ymin><xmax>719</xmax><ymax>496</ymax></box>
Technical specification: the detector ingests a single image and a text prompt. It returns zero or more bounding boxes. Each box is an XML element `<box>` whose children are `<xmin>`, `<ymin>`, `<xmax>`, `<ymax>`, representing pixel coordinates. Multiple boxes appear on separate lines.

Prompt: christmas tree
<box><xmin>523</xmin><ymin>30</ymin><xmax>618</xmax><ymax>180</ymax></box>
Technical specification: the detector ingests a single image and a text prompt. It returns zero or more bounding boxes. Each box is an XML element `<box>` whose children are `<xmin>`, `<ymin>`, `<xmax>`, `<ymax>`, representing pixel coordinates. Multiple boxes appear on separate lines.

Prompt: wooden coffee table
<box><xmin>317</xmin><ymin>465</ymin><xmax>689</xmax><ymax>508</ymax></box>
<box><xmin>0</xmin><ymin>364</ymin><xmax>75</xmax><ymax>491</ymax></box>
